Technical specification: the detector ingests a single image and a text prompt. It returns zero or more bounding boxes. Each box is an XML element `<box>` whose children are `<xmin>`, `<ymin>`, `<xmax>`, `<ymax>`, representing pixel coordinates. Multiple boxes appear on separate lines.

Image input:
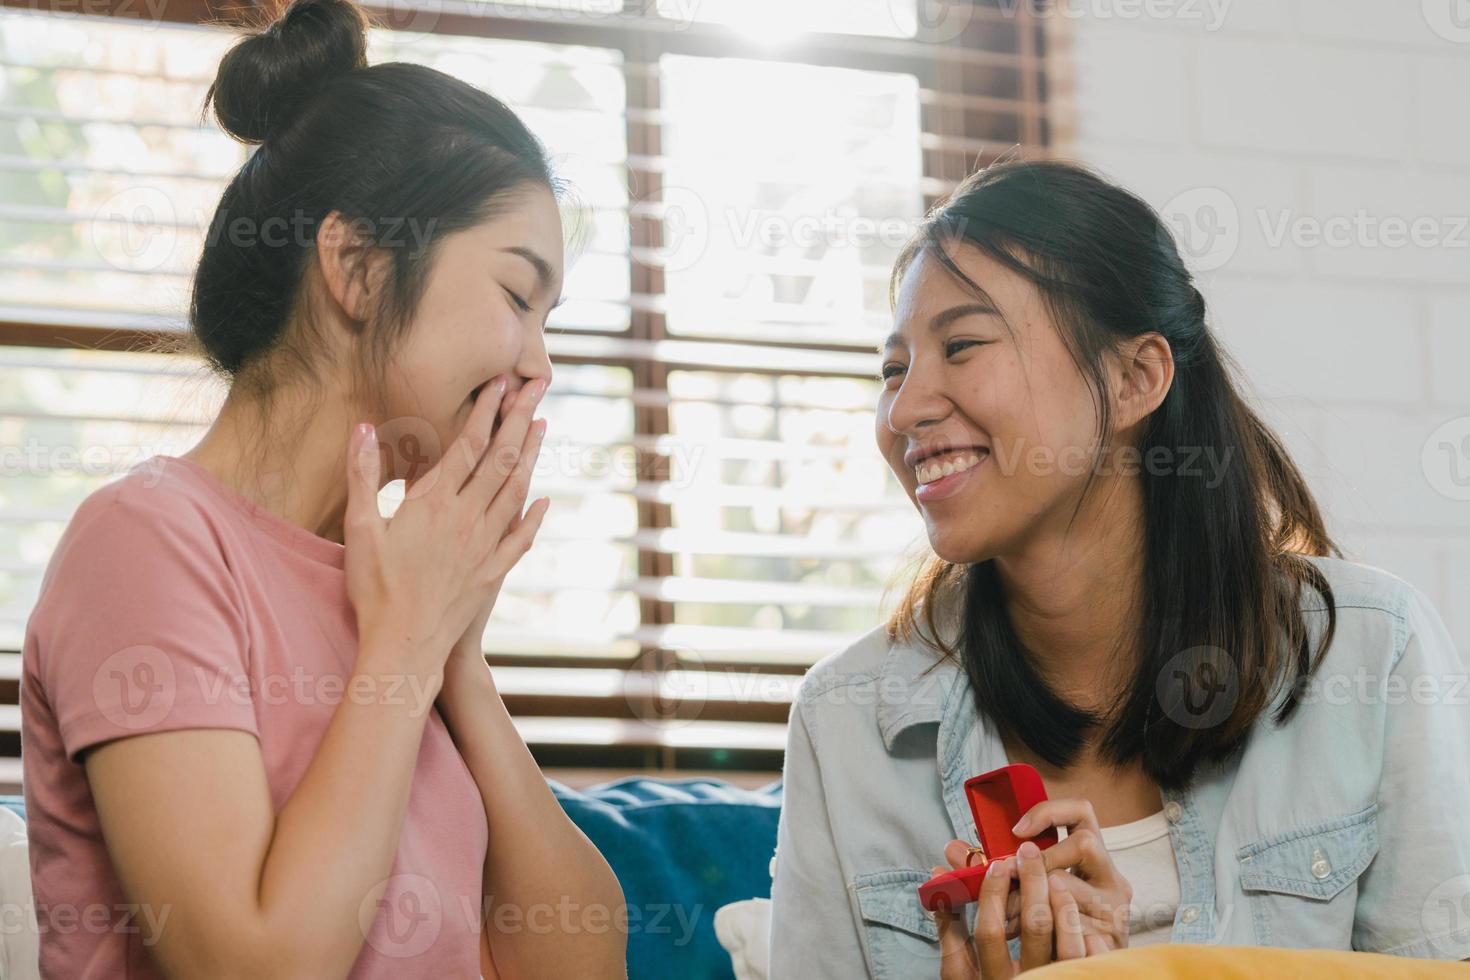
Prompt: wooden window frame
<box><xmin>0</xmin><ymin>0</ymin><xmax>1055</xmax><ymax>776</ymax></box>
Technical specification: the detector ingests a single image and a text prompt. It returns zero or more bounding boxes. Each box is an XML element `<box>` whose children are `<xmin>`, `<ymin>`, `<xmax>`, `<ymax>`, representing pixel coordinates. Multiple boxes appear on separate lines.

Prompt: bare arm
<box><xmin>85</xmin><ymin>648</ymin><xmax>438</xmax><ymax>980</ymax></box>
<box><xmin>437</xmin><ymin>653</ymin><xmax>627</xmax><ymax>980</ymax></box>
<box><xmin>434</xmin><ymin>383</ymin><xmax>625</xmax><ymax>978</ymax></box>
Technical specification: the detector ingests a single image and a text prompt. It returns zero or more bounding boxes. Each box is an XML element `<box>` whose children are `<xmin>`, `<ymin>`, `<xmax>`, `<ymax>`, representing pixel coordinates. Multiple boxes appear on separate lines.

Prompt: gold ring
<box><xmin>963</xmin><ymin>844</ymin><xmax>988</xmax><ymax>868</ymax></box>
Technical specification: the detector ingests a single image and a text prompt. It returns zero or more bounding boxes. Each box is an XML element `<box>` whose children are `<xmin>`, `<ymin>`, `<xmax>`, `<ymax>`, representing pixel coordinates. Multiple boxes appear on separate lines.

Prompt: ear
<box><xmin>314</xmin><ymin>211</ymin><xmax>392</xmax><ymax>326</ymax></box>
<box><xmin>1112</xmin><ymin>332</ymin><xmax>1174</xmax><ymax>431</ymax></box>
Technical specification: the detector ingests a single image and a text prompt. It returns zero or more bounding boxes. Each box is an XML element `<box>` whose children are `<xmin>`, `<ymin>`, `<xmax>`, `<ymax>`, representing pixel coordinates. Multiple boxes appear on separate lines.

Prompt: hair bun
<box><xmin>206</xmin><ymin>0</ymin><xmax>369</xmax><ymax>145</ymax></box>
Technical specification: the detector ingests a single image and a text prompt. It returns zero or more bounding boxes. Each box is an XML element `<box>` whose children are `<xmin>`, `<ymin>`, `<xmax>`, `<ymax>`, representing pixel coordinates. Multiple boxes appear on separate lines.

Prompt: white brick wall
<box><xmin>1060</xmin><ymin>0</ymin><xmax>1470</xmax><ymax>647</ymax></box>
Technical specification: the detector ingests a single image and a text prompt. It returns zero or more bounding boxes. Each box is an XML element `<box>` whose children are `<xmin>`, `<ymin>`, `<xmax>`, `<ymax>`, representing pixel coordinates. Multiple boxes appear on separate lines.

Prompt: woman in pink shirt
<box><xmin>19</xmin><ymin>0</ymin><xmax>626</xmax><ymax>976</ymax></box>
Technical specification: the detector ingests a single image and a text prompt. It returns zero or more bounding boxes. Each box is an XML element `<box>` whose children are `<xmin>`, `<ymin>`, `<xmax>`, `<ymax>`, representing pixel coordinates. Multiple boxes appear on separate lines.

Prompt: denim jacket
<box><xmin>768</xmin><ymin>557</ymin><xmax>1470</xmax><ymax>977</ymax></box>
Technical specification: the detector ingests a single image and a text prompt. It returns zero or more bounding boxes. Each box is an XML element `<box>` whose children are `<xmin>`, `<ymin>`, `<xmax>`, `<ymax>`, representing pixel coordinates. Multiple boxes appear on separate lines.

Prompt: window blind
<box><xmin>0</xmin><ymin>0</ymin><xmax>1054</xmax><ymax>788</ymax></box>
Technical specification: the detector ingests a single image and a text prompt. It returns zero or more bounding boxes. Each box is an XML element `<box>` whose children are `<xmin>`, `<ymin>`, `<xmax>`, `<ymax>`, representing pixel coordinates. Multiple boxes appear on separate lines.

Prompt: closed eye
<box><xmin>946</xmin><ymin>339</ymin><xmax>985</xmax><ymax>357</ymax></box>
<box><xmin>505</xmin><ymin>288</ymin><xmax>533</xmax><ymax>313</ymax></box>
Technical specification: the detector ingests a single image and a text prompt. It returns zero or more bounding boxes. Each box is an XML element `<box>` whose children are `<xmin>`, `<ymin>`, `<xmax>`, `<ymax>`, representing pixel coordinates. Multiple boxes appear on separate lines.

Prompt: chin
<box><xmin>924</xmin><ymin>523</ymin><xmax>996</xmax><ymax>566</ymax></box>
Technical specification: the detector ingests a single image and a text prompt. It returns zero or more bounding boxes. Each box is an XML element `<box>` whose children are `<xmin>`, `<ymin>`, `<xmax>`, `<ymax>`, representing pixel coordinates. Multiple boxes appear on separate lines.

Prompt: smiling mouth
<box><xmin>915</xmin><ymin>448</ymin><xmax>989</xmax><ymax>487</ymax></box>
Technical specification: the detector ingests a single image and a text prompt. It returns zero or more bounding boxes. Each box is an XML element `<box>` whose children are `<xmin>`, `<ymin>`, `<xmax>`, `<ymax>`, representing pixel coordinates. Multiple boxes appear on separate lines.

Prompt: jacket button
<box><xmin>1311</xmin><ymin>847</ymin><xmax>1332</xmax><ymax>880</ymax></box>
<box><xmin>1163</xmin><ymin>801</ymin><xmax>1183</xmax><ymax>823</ymax></box>
<box><xmin>1180</xmin><ymin>905</ymin><xmax>1200</xmax><ymax>924</ymax></box>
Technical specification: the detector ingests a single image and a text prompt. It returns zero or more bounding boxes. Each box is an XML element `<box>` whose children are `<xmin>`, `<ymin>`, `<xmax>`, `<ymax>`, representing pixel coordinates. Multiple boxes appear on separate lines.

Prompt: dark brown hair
<box><xmin>191</xmin><ymin>0</ymin><xmax>554</xmax><ymax>392</ymax></box>
<box><xmin>886</xmin><ymin>159</ymin><xmax>1338</xmax><ymax>790</ymax></box>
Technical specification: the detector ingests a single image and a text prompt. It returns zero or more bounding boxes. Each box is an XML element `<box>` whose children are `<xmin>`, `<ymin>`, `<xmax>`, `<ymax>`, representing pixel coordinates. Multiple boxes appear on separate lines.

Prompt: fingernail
<box><xmin>1049</xmin><ymin>873</ymin><xmax>1069</xmax><ymax>891</ymax></box>
<box><xmin>355</xmin><ymin>422</ymin><xmax>374</xmax><ymax>458</ymax></box>
<box><xmin>1012</xmin><ymin>816</ymin><xmax>1030</xmax><ymax>835</ymax></box>
<box><xmin>492</xmin><ymin>376</ymin><xmax>508</xmax><ymax>394</ymax></box>
<box><xmin>1018</xmin><ymin>841</ymin><xmax>1039</xmax><ymax>859</ymax></box>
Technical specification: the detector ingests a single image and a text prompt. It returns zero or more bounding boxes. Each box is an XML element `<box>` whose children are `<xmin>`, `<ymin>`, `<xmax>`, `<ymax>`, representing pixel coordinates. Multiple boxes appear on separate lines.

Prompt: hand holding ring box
<box><xmin>917</xmin><ymin>763</ymin><xmax>1059</xmax><ymax>913</ymax></box>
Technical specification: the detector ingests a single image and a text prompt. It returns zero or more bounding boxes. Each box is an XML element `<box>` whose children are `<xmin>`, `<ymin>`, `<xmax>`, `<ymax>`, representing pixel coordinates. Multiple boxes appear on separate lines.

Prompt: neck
<box><xmin>184</xmin><ymin>381</ymin><xmax>359</xmax><ymax>544</ymax></box>
<box><xmin>992</xmin><ymin>476</ymin><xmax>1148</xmax><ymax>713</ymax></box>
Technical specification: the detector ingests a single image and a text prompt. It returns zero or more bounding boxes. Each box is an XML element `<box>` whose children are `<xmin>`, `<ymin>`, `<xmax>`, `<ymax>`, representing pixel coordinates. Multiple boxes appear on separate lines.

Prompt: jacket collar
<box><xmin>875</xmin><ymin>606</ymin><xmax>970</xmax><ymax>751</ymax></box>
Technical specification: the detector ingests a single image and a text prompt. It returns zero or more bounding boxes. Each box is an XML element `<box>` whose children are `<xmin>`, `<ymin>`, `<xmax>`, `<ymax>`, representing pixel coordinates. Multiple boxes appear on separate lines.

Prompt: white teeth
<box><xmin>915</xmin><ymin>450</ymin><xmax>986</xmax><ymax>486</ymax></box>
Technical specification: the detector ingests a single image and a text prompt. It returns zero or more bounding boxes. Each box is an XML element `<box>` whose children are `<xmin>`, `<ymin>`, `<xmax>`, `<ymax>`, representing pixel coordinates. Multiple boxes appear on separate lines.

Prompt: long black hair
<box><xmin>887</xmin><ymin>159</ymin><xmax>1338</xmax><ymax>791</ymax></box>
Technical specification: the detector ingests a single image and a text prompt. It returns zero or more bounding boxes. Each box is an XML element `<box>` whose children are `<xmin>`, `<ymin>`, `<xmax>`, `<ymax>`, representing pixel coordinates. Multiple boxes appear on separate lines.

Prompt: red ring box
<box><xmin>917</xmin><ymin>763</ymin><xmax>1059</xmax><ymax>913</ymax></box>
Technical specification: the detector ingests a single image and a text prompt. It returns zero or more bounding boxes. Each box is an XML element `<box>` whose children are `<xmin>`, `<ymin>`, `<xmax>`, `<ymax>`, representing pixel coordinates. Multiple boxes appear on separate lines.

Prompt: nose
<box><xmin>512</xmin><ymin>324</ymin><xmax>554</xmax><ymax>394</ymax></box>
<box><xmin>883</xmin><ymin>358</ymin><xmax>949</xmax><ymax>438</ymax></box>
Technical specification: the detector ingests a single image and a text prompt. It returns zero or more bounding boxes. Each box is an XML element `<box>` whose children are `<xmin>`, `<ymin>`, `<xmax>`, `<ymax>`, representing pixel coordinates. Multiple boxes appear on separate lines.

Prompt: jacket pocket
<box><xmin>852</xmin><ymin>869</ymin><xmax>940</xmax><ymax>979</ymax></box>
<box><xmin>1237</xmin><ymin>803</ymin><xmax>1379</xmax><ymax>946</ymax></box>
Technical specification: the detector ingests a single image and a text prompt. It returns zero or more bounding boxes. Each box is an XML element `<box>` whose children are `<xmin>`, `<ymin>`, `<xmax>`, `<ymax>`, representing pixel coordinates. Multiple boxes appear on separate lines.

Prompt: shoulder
<box><xmin>24</xmin><ymin>460</ymin><xmax>253</xmax><ymax>729</ymax></box>
<box><xmin>1299</xmin><ymin>554</ymin><xmax>1450</xmax><ymax>674</ymax></box>
<box><xmin>791</xmin><ymin>614</ymin><xmax>966</xmax><ymax>765</ymax></box>
<box><xmin>795</xmin><ymin>624</ymin><xmax>894</xmax><ymax>706</ymax></box>
<box><xmin>56</xmin><ymin>458</ymin><xmax>226</xmax><ymax>556</ymax></box>
<box><xmin>76</xmin><ymin>456</ymin><xmax>219</xmax><ymax>524</ymax></box>
<box><xmin>1222</xmin><ymin>557</ymin><xmax>1466</xmax><ymax>846</ymax></box>
<box><xmin>1302</xmin><ymin>554</ymin><xmax>1418</xmax><ymax>615</ymax></box>
<box><xmin>35</xmin><ymin>458</ymin><xmax>238</xmax><ymax>611</ymax></box>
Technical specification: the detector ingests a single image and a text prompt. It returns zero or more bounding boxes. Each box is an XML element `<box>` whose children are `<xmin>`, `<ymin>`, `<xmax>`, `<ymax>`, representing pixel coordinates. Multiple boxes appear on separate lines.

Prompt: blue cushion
<box><xmin>552</xmin><ymin>777</ymin><xmax>782</xmax><ymax>980</ymax></box>
<box><xmin>0</xmin><ymin>781</ymin><xmax>784</xmax><ymax>980</ymax></box>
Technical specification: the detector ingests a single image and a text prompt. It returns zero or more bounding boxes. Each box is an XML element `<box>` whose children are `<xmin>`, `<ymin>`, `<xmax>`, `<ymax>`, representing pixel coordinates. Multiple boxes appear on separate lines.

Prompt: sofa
<box><xmin>0</xmin><ymin>779</ymin><xmax>781</xmax><ymax>980</ymax></box>
<box><xmin>551</xmin><ymin>778</ymin><xmax>780</xmax><ymax>979</ymax></box>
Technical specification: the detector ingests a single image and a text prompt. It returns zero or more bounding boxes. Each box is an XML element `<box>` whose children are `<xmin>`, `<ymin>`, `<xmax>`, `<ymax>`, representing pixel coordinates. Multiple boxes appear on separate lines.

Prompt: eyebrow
<box><xmin>881</xmin><ymin>301</ymin><xmax>1002</xmax><ymax>352</ymax></box>
<box><xmin>502</xmin><ymin>245</ymin><xmax>564</xmax><ymax>306</ymax></box>
<box><xmin>499</xmin><ymin>245</ymin><xmax>555</xmax><ymax>290</ymax></box>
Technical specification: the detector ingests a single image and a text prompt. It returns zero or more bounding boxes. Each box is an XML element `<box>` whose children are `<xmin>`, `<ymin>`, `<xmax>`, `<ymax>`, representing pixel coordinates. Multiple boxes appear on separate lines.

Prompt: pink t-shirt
<box><xmin>21</xmin><ymin>455</ymin><xmax>489</xmax><ymax>978</ymax></box>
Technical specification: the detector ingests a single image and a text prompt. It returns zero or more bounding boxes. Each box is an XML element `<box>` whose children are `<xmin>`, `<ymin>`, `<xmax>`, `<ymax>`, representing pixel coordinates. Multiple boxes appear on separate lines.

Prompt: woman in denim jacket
<box><xmin>769</xmin><ymin>160</ymin><xmax>1470</xmax><ymax>977</ymax></box>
